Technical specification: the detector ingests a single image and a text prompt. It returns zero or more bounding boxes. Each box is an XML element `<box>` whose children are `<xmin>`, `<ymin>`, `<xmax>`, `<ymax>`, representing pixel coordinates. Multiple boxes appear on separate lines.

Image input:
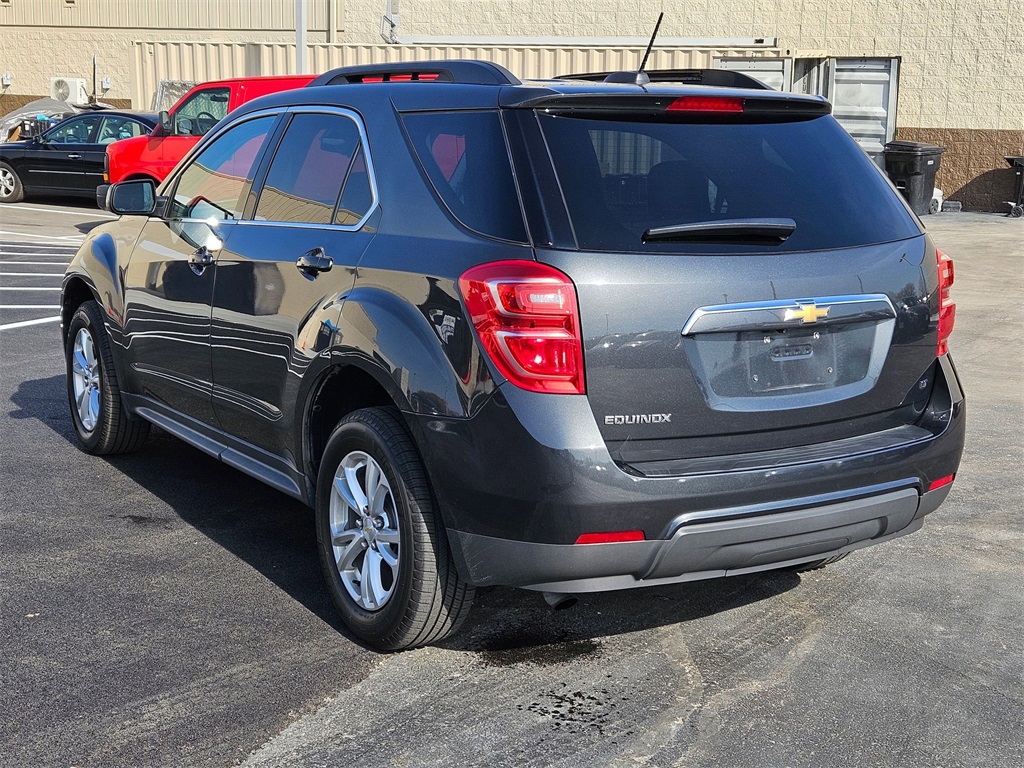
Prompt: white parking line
<box><xmin>4</xmin><ymin>204</ymin><xmax>116</xmax><ymax>219</ymax></box>
<box><xmin>0</xmin><ymin>305</ymin><xmax>60</xmax><ymax>309</ymax></box>
<box><xmin>0</xmin><ymin>272</ymin><xmax>66</xmax><ymax>276</ymax></box>
<box><xmin>0</xmin><ymin>316</ymin><xmax>61</xmax><ymax>331</ymax></box>
<box><xmin>0</xmin><ymin>261</ymin><xmax>70</xmax><ymax>265</ymax></box>
<box><xmin>0</xmin><ymin>230</ymin><xmax>85</xmax><ymax>243</ymax></box>
<box><xmin>0</xmin><ymin>254</ymin><xmax>77</xmax><ymax>259</ymax></box>
<box><xmin>0</xmin><ymin>287</ymin><xmax>63</xmax><ymax>291</ymax></box>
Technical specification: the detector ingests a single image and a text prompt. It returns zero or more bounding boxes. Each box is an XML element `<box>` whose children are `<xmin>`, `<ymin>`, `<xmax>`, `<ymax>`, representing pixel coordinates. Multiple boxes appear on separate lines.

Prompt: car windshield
<box><xmin>537</xmin><ymin>113</ymin><xmax>920</xmax><ymax>253</ymax></box>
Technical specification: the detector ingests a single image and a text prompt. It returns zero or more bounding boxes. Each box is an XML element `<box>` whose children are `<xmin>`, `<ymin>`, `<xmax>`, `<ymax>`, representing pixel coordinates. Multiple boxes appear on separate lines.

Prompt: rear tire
<box><xmin>0</xmin><ymin>161</ymin><xmax>24</xmax><ymax>203</ymax></box>
<box><xmin>65</xmin><ymin>300</ymin><xmax>149</xmax><ymax>455</ymax></box>
<box><xmin>315</xmin><ymin>407</ymin><xmax>474</xmax><ymax>651</ymax></box>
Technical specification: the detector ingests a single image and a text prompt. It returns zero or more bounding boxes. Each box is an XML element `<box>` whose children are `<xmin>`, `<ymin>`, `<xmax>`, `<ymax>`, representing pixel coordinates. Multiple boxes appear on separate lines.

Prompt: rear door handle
<box><xmin>67</xmin><ymin>153</ymin><xmax>82</xmax><ymax>159</ymax></box>
<box><xmin>189</xmin><ymin>246</ymin><xmax>215</xmax><ymax>275</ymax></box>
<box><xmin>296</xmin><ymin>247</ymin><xmax>333</xmax><ymax>278</ymax></box>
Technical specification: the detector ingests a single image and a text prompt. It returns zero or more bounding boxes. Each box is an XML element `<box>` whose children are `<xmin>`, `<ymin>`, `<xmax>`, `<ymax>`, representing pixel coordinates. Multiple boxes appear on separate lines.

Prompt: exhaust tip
<box><xmin>543</xmin><ymin>591</ymin><xmax>578</xmax><ymax>611</ymax></box>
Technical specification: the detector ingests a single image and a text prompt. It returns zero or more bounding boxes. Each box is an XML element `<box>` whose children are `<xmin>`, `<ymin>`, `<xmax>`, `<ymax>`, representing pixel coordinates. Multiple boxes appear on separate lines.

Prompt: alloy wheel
<box><xmin>329</xmin><ymin>450</ymin><xmax>401</xmax><ymax>611</ymax></box>
<box><xmin>0</xmin><ymin>167</ymin><xmax>15</xmax><ymax>198</ymax></box>
<box><xmin>71</xmin><ymin>327</ymin><xmax>101</xmax><ymax>432</ymax></box>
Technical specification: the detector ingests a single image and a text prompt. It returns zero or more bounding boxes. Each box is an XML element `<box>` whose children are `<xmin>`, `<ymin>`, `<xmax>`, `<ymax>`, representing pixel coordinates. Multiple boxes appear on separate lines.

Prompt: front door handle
<box><xmin>296</xmin><ymin>247</ymin><xmax>333</xmax><ymax>278</ymax></box>
<box><xmin>189</xmin><ymin>246</ymin><xmax>214</xmax><ymax>275</ymax></box>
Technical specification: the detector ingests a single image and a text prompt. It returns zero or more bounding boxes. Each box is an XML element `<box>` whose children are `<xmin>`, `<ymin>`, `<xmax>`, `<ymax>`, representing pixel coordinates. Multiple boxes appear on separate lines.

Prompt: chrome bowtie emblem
<box><xmin>784</xmin><ymin>302</ymin><xmax>830</xmax><ymax>324</ymax></box>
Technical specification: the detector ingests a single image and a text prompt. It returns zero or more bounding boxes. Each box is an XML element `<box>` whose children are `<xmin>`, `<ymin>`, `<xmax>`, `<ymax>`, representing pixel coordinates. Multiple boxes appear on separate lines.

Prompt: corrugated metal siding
<box><xmin>3</xmin><ymin>0</ymin><xmax>326</xmax><ymax>29</ymax></box>
<box><xmin>133</xmin><ymin>42</ymin><xmax>787</xmax><ymax>106</ymax></box>
<box><xmin>133</xmin><ymin>43</ymin><xmax>251</xmax><ymax>107</ymax></box>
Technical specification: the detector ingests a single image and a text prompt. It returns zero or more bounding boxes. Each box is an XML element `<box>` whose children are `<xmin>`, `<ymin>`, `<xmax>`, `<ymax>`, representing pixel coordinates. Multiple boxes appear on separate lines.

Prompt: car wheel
<box><xmin>787</xmin><ymin>552</ymin><xmax>849</xmax><ymax>573</ymax></box>
<box><xmin>928</xmin><ymin>197</ymin><xmax>940</xmax><ymax>215</ymax></box>
<box><xmin>0</xmin><ymin>161</ymin><xmax>25</xmax><ymax>203</ymax></box>
<box><xmin>1011</xmin><ymin>204</ymin><xmax>1024</xmax><ymax>219</ymax></box>
<box><xmin>316</xmin><ymin>407</ymin><xmax>474</xmax><ymax>651</ymax></box>
<box><xmin>65</xmin><ymin>300</ymin><xmax>150</xmax><ymax>454</ymax></box>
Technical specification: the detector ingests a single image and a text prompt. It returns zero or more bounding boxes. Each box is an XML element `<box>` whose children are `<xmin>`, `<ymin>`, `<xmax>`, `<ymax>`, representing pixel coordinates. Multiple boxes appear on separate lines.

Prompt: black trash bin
<box><xmin>884</xmin><ymin>141</ymin><xmax>946</xmax><ymax>215</ymax></box>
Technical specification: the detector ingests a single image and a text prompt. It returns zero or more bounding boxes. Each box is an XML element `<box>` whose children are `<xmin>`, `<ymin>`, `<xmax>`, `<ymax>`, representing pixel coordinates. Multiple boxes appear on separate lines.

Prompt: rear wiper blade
<box><xmin>642</xmin><ymin>218</ymin><xmax>797</xmax><ymax>244</ymax></box>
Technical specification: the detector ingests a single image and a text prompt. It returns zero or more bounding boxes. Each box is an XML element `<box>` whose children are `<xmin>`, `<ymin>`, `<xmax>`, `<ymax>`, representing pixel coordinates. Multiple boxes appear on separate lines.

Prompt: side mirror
<box><xmin>159</xmin><ymin>110</ymin><xmax>173</xmax><ymax>135</ymax></box>
<box><xmin>107</xmin><ymin>179</ymin><xmax>157</xmax><ymax>216</ymax></box>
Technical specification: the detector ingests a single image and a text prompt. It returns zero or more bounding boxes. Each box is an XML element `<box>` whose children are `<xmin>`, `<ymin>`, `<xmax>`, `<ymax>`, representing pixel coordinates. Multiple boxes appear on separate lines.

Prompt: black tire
<box><xmin>1010</xmin><ymin>204</ymin><xmax>1024</xmax><ymax>219</ymax></box>
<box><xmin>65</xmin><ymin>300</ymin><xmax>150</xmax><ymax>455</ymax></box>
<box><xmin>0</xmin><ymin>161</ymin><xmax>25</xmax><ymax>203</ymax></box>
<box><xmin>788</xmin><ymin>552</ymin><xmax>849</xmax><ymax>573</ymax></box>
<box><xmin>315</xmin><ymin>407</ymin><xmax>474</xmax><ymax>651</ymax></box>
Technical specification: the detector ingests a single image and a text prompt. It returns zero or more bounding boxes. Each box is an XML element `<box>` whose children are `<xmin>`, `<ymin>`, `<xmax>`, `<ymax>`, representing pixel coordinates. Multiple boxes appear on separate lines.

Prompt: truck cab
<box><xmin>105</xmin><ymin>75</ymin><xmax>315</xmax><ymax>185</ymax></box>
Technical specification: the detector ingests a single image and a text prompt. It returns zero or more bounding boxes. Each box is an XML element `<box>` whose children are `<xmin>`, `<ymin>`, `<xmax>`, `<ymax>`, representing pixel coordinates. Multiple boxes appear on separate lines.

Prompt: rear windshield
<box><xmin>537</xmin><ymin>113</ymin><xmax>919</xmax><ymax>253</ymax></box>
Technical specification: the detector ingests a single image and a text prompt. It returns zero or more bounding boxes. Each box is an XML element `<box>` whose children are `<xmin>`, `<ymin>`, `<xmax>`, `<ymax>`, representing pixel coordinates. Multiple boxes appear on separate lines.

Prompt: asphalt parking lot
<box><xmin>1</xmin><ymin>200</ymin><xmax>1022</xmax><ymax>768</ymax></box>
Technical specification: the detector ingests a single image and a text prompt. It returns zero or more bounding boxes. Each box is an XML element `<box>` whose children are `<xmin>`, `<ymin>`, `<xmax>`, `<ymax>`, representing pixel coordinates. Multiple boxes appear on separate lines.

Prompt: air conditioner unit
<box><xmin>50</xmin><ymin>77</ymin><xmax>89</xmax><ymax>104</ymax></box>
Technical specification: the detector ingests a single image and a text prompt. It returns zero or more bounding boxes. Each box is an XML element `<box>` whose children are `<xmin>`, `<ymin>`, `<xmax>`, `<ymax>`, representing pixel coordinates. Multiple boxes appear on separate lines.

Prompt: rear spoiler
<box><xmin>507</xmin><ymin>92</ymin><xmax>832</xmax><ymax>119</ymax></box>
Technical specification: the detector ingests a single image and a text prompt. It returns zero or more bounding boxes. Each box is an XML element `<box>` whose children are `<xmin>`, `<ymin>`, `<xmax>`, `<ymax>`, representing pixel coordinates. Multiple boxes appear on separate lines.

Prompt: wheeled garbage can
<box><xmin>1004</xmin><ymin>156</ymin><xmax>1024</xmax><ymax>218</ymax></box>
<box><xmin>884</xmin><ymin>141</ymin><xmax>946</xmax><ymax>215</ymax></box>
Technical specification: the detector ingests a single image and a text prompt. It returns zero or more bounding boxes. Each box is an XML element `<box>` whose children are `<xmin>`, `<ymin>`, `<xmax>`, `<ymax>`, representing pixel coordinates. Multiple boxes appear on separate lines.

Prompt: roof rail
<box><xmin>309</xmin><ymin>60</ymin><xmax>521</xmax><ymax>87</ymax></box>
<box><xmin>556</xmin><ymin>69</ymin><xmax>773</xmax><ymax>91</ymax></box>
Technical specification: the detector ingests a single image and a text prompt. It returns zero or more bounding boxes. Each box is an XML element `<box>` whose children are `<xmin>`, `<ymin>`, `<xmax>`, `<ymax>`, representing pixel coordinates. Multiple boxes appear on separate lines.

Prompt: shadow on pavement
<box><xmin>11</xmin><ymin>373</ymin><xmax>801</xmax><ymax>656</ymax></box>
<box><xmin>10</xmin><ymin>373</ymin><xmax>346</xmax><ymax>634</ymax></box>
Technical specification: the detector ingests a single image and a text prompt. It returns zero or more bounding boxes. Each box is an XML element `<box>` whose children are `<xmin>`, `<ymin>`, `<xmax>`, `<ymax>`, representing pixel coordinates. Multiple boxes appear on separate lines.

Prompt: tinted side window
<box><xmin>254</xmin><ymin>113</ymin><xmax>362</xmax><ymax>225</ymax></box>
<box><xmin>402</xmin><ymin>111</ymin><xmax>527</xmax><ymax>243</ymax></box>
<box><xmin>174</xmin><ymin>87</ymin><xmax>231</xmax><ymax>136</ymax></box>
<box><xmin>335</xmin><ymin>144</ymin><xmax>373</xmax><ymax>226</ymax></box>
<box><xmin>170</xmin><ymin>116</ymin><xmax>274</xmax><ymax>220</ymax></box>
<box><xmin>538</xmin><ymin>114</ymin><xmax>919</xmax><ymax>253</ymax></box>
<box><xmin>46</xmin><ymin>115</ymin><xmax>101</xmax><ymax>143</ymax></box>
<box><xmin>98</xmin><ymin>116</ymin><xmax>148</xmax><ymax>144</ymax></box>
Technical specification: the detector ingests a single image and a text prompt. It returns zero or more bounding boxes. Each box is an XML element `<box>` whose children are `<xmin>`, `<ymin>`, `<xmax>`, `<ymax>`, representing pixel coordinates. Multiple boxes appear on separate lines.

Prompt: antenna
<box><xmin>602</xmin><ymin>13</ymin><xmax>663</xmax><ymax>85</ymax></box>
<box><xmin>638</xmin><ymin>12</ymin><xmax>664</xmax><ymax>77</ymax></box>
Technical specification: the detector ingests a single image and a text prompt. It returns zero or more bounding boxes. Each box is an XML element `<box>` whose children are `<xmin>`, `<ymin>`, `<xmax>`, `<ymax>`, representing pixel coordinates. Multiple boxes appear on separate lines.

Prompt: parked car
<box><xmin>0</xmin><ymin>110</ymin><xmax>157</xmax><ymax>203</ymax></box>
<box><xmin>104</xmin><ymin>75</ymin><xmax>315</xmax><ymax>187</ymax></box>
<box><xmin>62</xmin><ymin>61</ymin><xmax>965</xmax><ymax>651</ymax></box>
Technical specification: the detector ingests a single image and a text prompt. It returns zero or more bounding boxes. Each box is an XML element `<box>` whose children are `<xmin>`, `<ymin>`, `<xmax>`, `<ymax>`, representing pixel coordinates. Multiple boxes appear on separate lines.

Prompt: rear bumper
<box><xmin>408</xmin><ymin>355</ymin><xmax>964</xmax><ymax>591</ymax></box>
<box><xmin>449</xmin><ymin>483</ymin><xmax>950</xmax><ymax>591</ymax></box>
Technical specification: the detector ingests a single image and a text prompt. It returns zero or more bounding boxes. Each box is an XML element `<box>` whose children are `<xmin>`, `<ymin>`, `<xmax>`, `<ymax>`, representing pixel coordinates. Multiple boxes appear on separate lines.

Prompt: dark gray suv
<box><xmin>61</xmin><ymin>61</ymin><xmax>965</xmax><ymax>650</ymax></box>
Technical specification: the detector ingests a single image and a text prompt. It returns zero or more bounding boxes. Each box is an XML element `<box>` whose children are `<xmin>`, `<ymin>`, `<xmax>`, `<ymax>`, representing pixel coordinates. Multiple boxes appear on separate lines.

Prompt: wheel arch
<box><xmin>302</xmin><ymin>360</ymin><xmax>405</xmax><ymax>486</ymax></box>
<box><xmin>123</xmin><ymin>172</ymin><xmax>160</xmax><ymax>184</ymax></box>
<box><xmin>60</xmin><ymin>275</ymin><xmax>100</xmax><ymax>344</ymax></box>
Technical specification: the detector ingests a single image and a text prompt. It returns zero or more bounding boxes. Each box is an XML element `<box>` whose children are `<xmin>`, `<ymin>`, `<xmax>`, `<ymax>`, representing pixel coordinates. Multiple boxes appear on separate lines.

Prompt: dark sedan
<box><xmin>0</xmin><ymin>110</ymin><xmax>157</xmax><ymax>204</ymax></box>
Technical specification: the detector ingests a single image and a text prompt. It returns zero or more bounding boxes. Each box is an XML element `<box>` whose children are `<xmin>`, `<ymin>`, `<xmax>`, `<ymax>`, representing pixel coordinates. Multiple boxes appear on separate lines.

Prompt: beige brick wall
<box><xmin>1</xmin><ymin>0</ymin><xmax>1019</xmax><ymax>208</ymax></box>
<box><xmin>2</xmin><ymin>1</ymin><xmax>1018</xmax><ymax>130</ymax></box>
<box><xmin>348</xmin><ymin>0</ymin><xmax>1022</xmax><ymax>131</ymax></box>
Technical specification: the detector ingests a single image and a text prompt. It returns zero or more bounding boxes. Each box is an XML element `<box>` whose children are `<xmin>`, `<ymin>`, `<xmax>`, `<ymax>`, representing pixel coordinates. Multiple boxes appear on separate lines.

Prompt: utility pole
<box><xmin>295</xmin><ymin>0</ymin><xmax>308</xmax><ymax>74</ymax></box>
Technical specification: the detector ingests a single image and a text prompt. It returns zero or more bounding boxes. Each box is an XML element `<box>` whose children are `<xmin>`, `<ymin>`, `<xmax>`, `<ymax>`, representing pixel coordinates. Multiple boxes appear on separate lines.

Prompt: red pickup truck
<box><xmin>105</xmin><ymin>75</ymin><xmax>314</xmax><ymax>185</ymax></box>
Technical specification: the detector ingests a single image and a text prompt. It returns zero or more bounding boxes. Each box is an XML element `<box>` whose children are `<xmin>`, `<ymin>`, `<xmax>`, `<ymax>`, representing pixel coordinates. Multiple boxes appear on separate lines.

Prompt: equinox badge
<box><xmin>605</xmin><ymin>414</ymin><xmax>672</xmax><ymax>425</ymax></box>
<box><xmin>784</xmin><ymin>302</ymin><xmax>830</xmax><ymax>324</ymax></box>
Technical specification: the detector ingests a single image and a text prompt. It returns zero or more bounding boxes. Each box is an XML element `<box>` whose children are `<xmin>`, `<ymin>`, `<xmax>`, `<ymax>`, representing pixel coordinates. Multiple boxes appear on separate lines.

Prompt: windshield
<box><xmin>537</xmin><ymin>113</ymin><xmax>920</xmax><ymax>253</ymax></box>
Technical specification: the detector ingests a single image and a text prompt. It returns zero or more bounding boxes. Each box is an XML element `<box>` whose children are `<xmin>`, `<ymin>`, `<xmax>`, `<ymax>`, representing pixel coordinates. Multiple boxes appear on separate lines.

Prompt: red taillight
<box><xmin>459</xmin><ymin>261</ymin><xmax>585</xmax><ymax>394</ymax></box>
<box><xmin>667</xmin><ymin>96</ymin><xmax>744</xmax><ymax>113</ymax></box>
<box><xmin>937</xmin><ymin>248</ymin><xmax>956</xmax><ymax>356</ymax></box>
<box><xmin>928</xmin><ymin>474</ymin><xmax>955</xmax><ymax>492</ymax></box>
<box><xmin>575</xmin><ymin>531</ymin><xmax>645</xmax><ymax>544</ymax></box>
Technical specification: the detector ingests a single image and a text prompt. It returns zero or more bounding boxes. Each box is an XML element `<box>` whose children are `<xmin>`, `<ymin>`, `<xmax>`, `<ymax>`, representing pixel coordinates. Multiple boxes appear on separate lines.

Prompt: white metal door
<box><xmin>827</xmin><ymin>58</ymin><xmax>899</xmax><ymax>166</ymax></box>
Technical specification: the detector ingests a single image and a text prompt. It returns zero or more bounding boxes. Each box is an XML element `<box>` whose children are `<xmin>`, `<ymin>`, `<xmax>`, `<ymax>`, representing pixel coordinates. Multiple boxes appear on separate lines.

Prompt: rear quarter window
<box><xmin>538</xmin><ymin>113</ymin><xmax>920</xmax><ymax>253</ymax></box>
<box><xmin>402</xmin><ymin>111</ymin><xmax>527</xmax><ymax>243</ymax></box>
